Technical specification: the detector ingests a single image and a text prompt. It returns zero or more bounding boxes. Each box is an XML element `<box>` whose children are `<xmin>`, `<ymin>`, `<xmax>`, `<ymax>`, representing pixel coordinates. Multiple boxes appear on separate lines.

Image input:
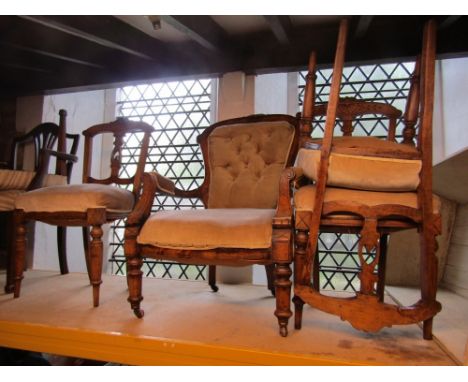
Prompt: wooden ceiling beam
<box><xmin>0</xmin><ymin>42</ymin><xmax>105</xmax><ymax>69</ymax></box>
<box><xmin>439</xmin><ymin>16</ymin><xmax>461</xmax><ymax>30</ymax></box>
<box><xmin>0</xmin><ymin>16</ymin><xmax>119</xmax><ymax>67</ymax></box>
<box><xmin>354</xmin><ymin>16</ymin><xmax>374</xmax><ymax>39</ymax></box>
<box><xmin>264</xmin><ymin>16</ymin><xmax>292</xmax><ymax>45</ymax></box>
<box><xmin>161</xmin><ymin>15</ymin><xmax>229</xmax><ymax>52</ymax></box>
<box><xmin>18</xmin><ymin>15</ymin><xmax>174</xmax><ymax>62</ymax></box>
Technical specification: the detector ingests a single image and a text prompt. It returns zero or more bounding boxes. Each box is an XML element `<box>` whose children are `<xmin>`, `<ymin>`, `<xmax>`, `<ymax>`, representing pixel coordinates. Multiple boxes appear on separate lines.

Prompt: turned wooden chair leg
<box><xmin>89</xmin><ymin>224</ymin><xmax>104</xmax><ymax>307</ymax></box>
<box><xmin>4</xmin><ymin>211</ymin><xmax>15</xmax><ymax>294</ymax></box>
<box><xmin>420</xmin><ymin>226</ymin><xmax>438</xmax><ymax>340</ymax></box>
<box><xmin>208</xmin><ymin>265</ymin><xmax>218</xmax><ymax>292</ymax></box>
<box><xmin>265</xmin><ymin>264</ymin><xmax>276</xmax><ymax>296</ymax></box>
<box><xmin>57</xmin><ymin>226</ymin><xmax>69</xmax><ymax>275</ymax></box>
<box><xmin>13</xmin><ymin>211</ymin><xmax>26</xmax><ymax>298</ymax></box>
<box><xmin>82</xmin><ymin>226</ymin><xmax>92</xmax><ymax>284</ymax></box>
<box><xmin>377</xmin><ymin>234</ymin><xmax>388</xmax><ymax>302</ymax></box>
<box><xmin>274</xmin><ymin>262</ymin><xmax>292</xmax><ymax>337</ymax></box>
<box><xmin>293</xmin><ymin>228</ymin><xmax>309</xmax><ymax>330</ymax></box>
<box><xmin>126</xmin><ymin>252</ymin><xmax>144</xmax><ymax>318</ymax></box>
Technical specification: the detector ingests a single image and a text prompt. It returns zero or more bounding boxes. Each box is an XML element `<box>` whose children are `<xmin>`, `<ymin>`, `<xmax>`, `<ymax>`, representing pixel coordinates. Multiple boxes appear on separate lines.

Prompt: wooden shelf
<box><xmin>0</xmin><ymin>270</ymin><xmax>456</xmax><ymax>365</ymax></box>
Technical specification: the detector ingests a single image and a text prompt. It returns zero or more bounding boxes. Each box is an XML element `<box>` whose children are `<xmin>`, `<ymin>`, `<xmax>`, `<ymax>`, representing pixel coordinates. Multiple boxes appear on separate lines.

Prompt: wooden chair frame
<box><xmin>2</xmin><ymin>110</ymin><xmax>79</xmax><ymax>292</ymax></box>
<box><xmin>124</xmin><ymin>114</ymin><xmax>300</xmax><ymax>336</ymax></box>
<box><xmin>291</xmin><ymin>19</ymin><xmax>441</xmax><ymax>339</ymax></box>
<box><xmin>12</xmin><ymin>118</ymin><xmax>153</xmax><ymax>307</ymax></box>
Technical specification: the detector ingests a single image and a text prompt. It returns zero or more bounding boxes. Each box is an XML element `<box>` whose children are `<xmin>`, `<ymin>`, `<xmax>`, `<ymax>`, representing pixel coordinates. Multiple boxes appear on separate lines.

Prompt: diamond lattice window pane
<box><xmin>298</xmin><ymin>61</ymin><xmax>415</xmax><ymax>291</ymax></box>
<box><xmin>110</xmin><ymin>78</ymin><xmax>214</xmax><ymax>280</ymax></box>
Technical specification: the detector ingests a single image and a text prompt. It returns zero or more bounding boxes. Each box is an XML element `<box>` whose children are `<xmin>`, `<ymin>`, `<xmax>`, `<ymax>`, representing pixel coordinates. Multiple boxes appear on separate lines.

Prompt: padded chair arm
<box><xmin>274</xmin><ymin>167</ymin><xmax>303</xmax><ymax>226</ymax></box>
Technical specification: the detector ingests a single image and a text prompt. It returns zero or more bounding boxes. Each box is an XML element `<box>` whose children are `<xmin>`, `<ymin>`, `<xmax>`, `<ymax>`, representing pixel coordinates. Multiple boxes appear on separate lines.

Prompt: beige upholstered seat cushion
<box><xmin>207</xmin><ymin>121</ymin><xmax>295</xmax><ymax>208</ymax></box>
<box><xmin>15</xmin><ymin>184</ymin><xmax>135</xmax><ymax>213</ymax></box>
<box><xmin>0</xmin><ymin>169</ymin><xmax>36</xmax><ymax>190</ymax></box>
<box><xmin>0</xmin><ymin>170</ymin><xmax>68</xmax><ymax>211</ymax></box>
<box><xmin>296</xmin><ymin>137</ymin><xmax>422</xmax><ymax>192</ymax></box>
<box><xmin>294</xmin><ymin>184</ymin><xmax>441</xmax><ymax>229</ymax></box>
<box><xmin>137</xmin><ymin>209</ymin><xmax>275</xmax><ymax>250</ymax></box>
<box><xmin>0</xmin><ymin>190</ymin><xmax>24</xmax><ymax>211</ymax></box>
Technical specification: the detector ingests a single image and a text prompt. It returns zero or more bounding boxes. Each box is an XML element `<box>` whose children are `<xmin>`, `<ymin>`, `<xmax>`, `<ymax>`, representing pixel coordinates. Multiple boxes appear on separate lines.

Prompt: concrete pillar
<box><xmin>214</xmin><ymin>71</ymin><xmax>255</xmax><ymax>284</ymax></box>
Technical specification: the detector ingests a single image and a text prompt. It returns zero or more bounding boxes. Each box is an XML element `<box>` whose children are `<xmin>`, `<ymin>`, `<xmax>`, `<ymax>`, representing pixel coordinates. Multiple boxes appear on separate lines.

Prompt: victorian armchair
<box><xmin>12</xmin><ymin>118</ymin><xmax>154</xmax><ymax>307</ymax></box>
<box><xmin>124</xmin><ymin>113</ymin><xmax>300</xmax><ymax>336</ymax></box>
<box><xmin>291</xmin><ymin>19</ymin><xmax>441</xmax><ymax>339</ymax></box>
<box><xmin>1</xmin><ymin>109</ymin><xmax>79</xmax><ymax>292</ymax></box>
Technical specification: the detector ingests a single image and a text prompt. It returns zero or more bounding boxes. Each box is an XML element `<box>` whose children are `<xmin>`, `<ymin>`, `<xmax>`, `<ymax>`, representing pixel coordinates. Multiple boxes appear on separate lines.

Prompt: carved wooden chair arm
<box><xmin>170</xmin><ymin>184</ymin><xmax>204</xmax><ymax>200</ymax></box>
<box><xmin>27</xmin><ymin>148</ymin><xmax>79</xmax><ymax>190</ymax></box>
<box><xmin>126</xmin><ymin>172</ymin><xmax>173</xmax><ymax>227</ymax></box>
<box><xmin>274</xmin><ymin>166</ymin><xmax>304</xmax><ymax>226</ymax></box>
<box><xmin>42</xmin><ymin>148</ymin><xmax>79</xmax><ymax>163</ymax></box>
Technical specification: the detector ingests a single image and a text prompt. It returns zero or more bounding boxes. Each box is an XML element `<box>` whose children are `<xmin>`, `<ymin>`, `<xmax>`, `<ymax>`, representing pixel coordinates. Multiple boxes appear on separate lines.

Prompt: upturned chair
<box><xmin>1</xmin><ymin>110</ymin><xmax>79</xmax><ymax>292</ymax></box>
<box><xmin>124</xmin><ymin>113</ymin><xmax>300</xmax><ymax>336</ymax></box>
<box><xmin>12</xmin><ymin>118</ymin><xmax>154</xmax><ymax>307</ymax></box>
<box><xmin>290</xmin><ymin>19</ymin><xmax>441</xmax><ymax>339</ymax></box>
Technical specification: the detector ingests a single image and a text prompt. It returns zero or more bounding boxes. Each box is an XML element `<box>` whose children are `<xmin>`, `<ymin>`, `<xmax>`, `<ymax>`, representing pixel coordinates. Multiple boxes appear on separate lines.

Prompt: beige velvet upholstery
<box><xmin>207</xmin><ymin>121</ymin><xmax>295</xmax><ymax>208</ymax></box>
<box><xmin>296</xmin><ymin>137</ymin><xmax>422</xmax><ymax>192</ymax></box>
<box><xmin>137</xmin><ymin>209</ymin><xmax>275</xmax><ymax>250</ymax></box>
<box><xmin>15</xmin><ymin>184</ymin><xmax>135</xmax><ymax>213</ymax></box>
<box><xmin>294</xmin><ymin>184</ymin><xmax>441</xmax><ymax>230</ymax></box>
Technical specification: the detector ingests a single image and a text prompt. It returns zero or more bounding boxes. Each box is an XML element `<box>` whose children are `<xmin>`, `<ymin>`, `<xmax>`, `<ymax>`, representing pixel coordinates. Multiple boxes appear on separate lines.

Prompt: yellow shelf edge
<box><xmin>0</xmin><ymin>319</ymin><xmax>370</xmax><ymax>366</ymax></box>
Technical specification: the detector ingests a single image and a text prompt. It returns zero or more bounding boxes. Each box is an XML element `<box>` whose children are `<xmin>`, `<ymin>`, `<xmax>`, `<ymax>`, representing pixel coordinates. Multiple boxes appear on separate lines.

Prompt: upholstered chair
<box><xmin>124</xmin><ymin>114</ymin><xmax>300</xmax><ymax>336</ymax></box>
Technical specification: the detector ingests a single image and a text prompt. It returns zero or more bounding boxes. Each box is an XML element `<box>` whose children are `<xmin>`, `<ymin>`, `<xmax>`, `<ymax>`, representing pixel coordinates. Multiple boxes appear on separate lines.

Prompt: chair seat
<box><xmin>296</xmin><ymin>136</ymin><xmax>422</xmax><ymax>192</ymax></box>
<box><xmin>0</xmin><ymin>170</ymin><xmax>68</xmax><ymax>211</ymax></box>
<box><xmin>0</xmin><ymin>190</ymin><xmax>24</xmax><ymax>211</ymax></box>
<box><xmin>0</xmin><ymin>169</ymin><xmax>67</xmax><ymax>191</ymax></box>
<box><xmin>294</xmin><ymin>184</ymin><xmax>441</xmax><ymax>229</ymax></box>
<box><xmin>15</xmin><ymin>184</ymin><xmax>134</xmax><ymax>213</ymax></box>
<box><xmin>0</xmin><ymin>169</ymin><xmax>35</xmax><ymax>190</ymax></box>
<box><xmin>137</xmin><ymin>208</ymin><xmax>276</xmax><ymax>250</ymax></box>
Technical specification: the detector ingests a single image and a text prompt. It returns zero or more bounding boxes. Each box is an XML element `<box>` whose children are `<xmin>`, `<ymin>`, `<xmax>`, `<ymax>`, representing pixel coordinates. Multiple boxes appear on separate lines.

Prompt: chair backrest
<box><xmin>8</xmin><ymin>110</ymin><xmax>79</xmax><ymax>175</ymax></box>
<box><xmin>300</xmin><ymin>55</ymin><xmax>423</xmax><ymax>150</ymax></box>
<box><xmin>300</xmin><ymin>18</ymin><xmax>437</xmax><ymax>213</ymax></box>
<box><xmin>82</xmin><ymin>117</ymin><xmax>154</xmax><ymax>197</ymax></box>
<box><xmin>196</xmin><ymin>114</ymin><xmax>299</xmax><ymax>209</ymax></box>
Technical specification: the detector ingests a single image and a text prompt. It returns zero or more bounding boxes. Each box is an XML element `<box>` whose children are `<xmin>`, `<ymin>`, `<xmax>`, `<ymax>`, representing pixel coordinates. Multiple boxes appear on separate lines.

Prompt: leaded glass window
<box><xmin>109</xmin><ymin>79</ymin><xmax>214</xmax><ymax>280</ymax></box>
<box><xmin>298</xmin><ymin>61</ymin><xmax>415</xmax><ymax>291</ymax></box>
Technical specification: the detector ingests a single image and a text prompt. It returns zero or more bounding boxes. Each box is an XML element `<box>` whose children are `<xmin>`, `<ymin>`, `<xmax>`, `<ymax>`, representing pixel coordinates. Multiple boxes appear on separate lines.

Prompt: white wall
<box><xmin>433</xmin><ymin>57</ymin><xmax>468</xmax><ymax>164</ymax></box>
<box><xmin>443</xmin><ymin>203</ymin><xmax>468</xmax><ymax>298</ymax></box>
